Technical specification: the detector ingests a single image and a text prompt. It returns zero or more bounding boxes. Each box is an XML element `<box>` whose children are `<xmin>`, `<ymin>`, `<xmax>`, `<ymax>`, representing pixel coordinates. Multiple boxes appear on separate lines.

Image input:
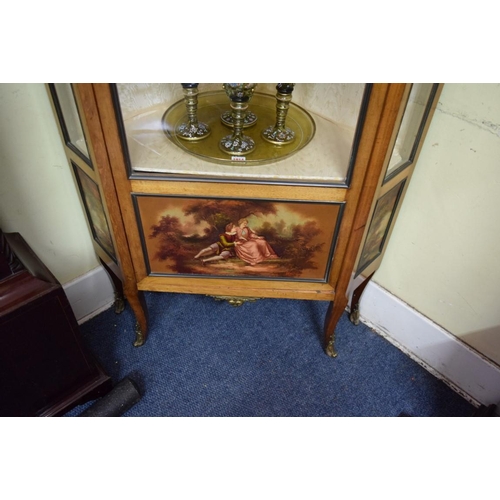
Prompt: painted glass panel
<box><xmin>135</xmin><ymin>195</ymin><xmax>343</xmax><ymax>282</ymax></box>
<box><xmin>356</xmin><ymin>180</ymin><xmax>406</xmax><ymax>275</ymax></box>
<box><xmin>53</xmin><ymin>83</ymin><xmax>91</xmax><ymax>163</ymax></box>
<box><xmin>73</xmin><ymin>163</ymin><xmax>116</xmax><ymax>261</ymax></box>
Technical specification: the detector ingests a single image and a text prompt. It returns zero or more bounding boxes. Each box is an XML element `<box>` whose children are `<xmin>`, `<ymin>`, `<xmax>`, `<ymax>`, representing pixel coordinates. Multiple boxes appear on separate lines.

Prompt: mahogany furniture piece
<box><xmin>47</xmin><ymin>83</ymin><xmax>442</xmax><ymax>357</ymax></box>
<box><xmin>0</xmin><ymin>230</ymin><xmax>111</xmax><ymax>417</ymax></box>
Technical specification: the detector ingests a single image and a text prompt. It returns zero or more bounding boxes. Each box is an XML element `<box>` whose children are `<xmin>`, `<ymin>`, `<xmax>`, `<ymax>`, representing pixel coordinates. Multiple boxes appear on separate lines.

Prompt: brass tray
<box><xmin>161</xmin><ymin>91</ymin><xmax>316</xmax><ymax>167</ymax></box>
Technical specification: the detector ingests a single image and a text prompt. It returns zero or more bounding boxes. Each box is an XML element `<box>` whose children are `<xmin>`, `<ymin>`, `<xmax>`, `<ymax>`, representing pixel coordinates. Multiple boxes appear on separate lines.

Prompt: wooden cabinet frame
<box><xmin>52</xmin><ymin>83</ymin><xmax>440</xmax><ymax>357</ymax></box>
<box><xmin>348</xmin><ymin>84</ymin><xmax>443</xmax><ymax>325</ymax></box>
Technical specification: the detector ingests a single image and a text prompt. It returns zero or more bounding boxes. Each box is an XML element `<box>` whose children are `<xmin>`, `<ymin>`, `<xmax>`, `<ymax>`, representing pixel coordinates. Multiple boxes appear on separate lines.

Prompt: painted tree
<box><xmin>281</xmin><ymin>220</ymin><xmax>324</xmax><ymax>275</ymax></box>
<box><xmin>149</xmin><ymin>215</ymin><xmax>193</xmax><ymax>273</ymax></box>
<box><xmin>183</xmin><ymin>199</ymin><xmax>278</xmax><ymax>236</ymax></box>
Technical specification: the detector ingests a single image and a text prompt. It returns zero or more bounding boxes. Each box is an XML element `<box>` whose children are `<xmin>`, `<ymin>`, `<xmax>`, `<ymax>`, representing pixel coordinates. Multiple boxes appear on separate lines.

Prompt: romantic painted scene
<box><xmin>135</xmin><ymin>196</ymin><xmax>342</xmax><ymax>281</ymax></box>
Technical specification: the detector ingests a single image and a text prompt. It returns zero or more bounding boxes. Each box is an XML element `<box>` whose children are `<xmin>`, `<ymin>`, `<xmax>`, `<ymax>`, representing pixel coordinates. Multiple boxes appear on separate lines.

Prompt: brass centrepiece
<box><xmin>133</xmin><ymin>322</ymin><xmax>145</xmax><ymax>347</ymax></box>
<box><xmin>161</xmin><ymin>91</ymin><xmax>315</xmax><ymax>166</ymax></box>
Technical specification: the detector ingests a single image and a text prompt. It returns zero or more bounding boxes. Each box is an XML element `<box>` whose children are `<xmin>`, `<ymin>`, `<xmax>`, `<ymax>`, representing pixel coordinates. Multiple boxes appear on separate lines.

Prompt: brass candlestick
<box><xmin>219</xmin><ymin>83</ymin><xmax>257</xmax><ymax>156</ymax></box>
<box><xmin>176</xmin><ymin>83</ymin><xmax>211</xmax><ymax>141</ymax></box>
<box><xmin>261</xmin><ymin>83</ymin><xmax>296</xmax><ymax>145</ymax></box>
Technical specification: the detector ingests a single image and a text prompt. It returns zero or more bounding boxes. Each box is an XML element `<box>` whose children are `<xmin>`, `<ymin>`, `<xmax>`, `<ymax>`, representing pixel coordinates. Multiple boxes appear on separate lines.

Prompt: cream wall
<box><xmin>375</xmin><ymin>83</ymin><xmax>500</xmax><ymax>366</ymax></box>
<box><xmin>0</xmin><ymin>83</ymin><xmax>99</xmax><ymax>283</ymax></box>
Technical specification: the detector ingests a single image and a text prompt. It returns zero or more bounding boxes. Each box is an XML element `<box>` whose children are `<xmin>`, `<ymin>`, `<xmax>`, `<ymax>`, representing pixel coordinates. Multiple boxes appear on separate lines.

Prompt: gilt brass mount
<box><xmin>114</xmin><ymin>293</ymin><xmax>125</xmax><ymax>314</ymax></box>
<box><xmin>133</xmin><ymin>321</ymin><xmax>145</xmax><ymax>347</ymax></box>
<box><xmin>326</xmin><ymin>337</ymin><xmax>338</xmax><ymax>358</ymax></box>
<box><xmin>349</xmin><ymin>304</ymin><xmax>360</xmax><ymax>326</ymax></box>
<box><xmin>211</xmin><ymin>295</ymin><xmax>260</xmax><ymax>307</ymax></box>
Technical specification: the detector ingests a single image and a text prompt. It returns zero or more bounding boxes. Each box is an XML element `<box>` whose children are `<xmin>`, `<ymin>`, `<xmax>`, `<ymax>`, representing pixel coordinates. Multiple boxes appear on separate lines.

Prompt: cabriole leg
<box><xmin>323</xmin><ymin>296</ymin><xmax>348</xmax><ymax>358</ymax></box>
<box><xmin>99</xmin><ymin>258</ymin><xmax>125</xmax><ymax>314</ymax></box>
<box><xmin>349</xmin><ymin>272</ymin><xmax>375</xmax><ymax>326</ymax></box>
<box><xmin>124</xmin><ymin>288</ymin><xmax>148</xmax><ymax>347</ymax></box>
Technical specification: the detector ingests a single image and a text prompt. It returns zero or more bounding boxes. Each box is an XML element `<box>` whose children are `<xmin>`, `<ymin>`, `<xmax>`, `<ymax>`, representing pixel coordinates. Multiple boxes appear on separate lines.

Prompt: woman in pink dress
<box><xmin>234</xmin><ymin>218</ymin><xmax>278</xmax><ymax>266</ymax></box>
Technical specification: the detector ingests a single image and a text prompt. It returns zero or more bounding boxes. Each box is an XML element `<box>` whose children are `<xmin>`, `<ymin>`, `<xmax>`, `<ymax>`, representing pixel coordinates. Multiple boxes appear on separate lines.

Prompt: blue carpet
<box><xmin>65</xmin><ymin>292</ymin><xmax>475</xmax><ymax>417</ymax></box>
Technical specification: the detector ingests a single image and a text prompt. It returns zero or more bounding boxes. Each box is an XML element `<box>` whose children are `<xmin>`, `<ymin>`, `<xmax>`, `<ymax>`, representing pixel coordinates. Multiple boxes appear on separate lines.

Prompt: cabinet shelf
<box><xmin>117</xmin><ymin>83</ymin><xmax>366</xmax><ymax>185</ymax></box>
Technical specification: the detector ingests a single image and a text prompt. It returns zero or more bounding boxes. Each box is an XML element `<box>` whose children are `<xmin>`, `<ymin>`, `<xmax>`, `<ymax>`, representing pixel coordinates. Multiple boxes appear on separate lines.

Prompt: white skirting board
<box><xmin>358</xmin><ymin>281</ymin><xmax>500</xmax><ymax>411</ymax></box>
<box><xmin>63</xmin><ymin>266</ymin><xmax>115</xmax><ymax>325</ymax></box>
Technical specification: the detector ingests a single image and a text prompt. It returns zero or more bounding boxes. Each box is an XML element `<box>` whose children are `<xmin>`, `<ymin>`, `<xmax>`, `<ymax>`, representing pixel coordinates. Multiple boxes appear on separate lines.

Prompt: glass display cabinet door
<box><xmin>47</xmin><ymin>83</ymin><xmax>124</xmax><ymax>311</ymax></box>
<box><xmin>348</xmin><ymin>83</ymin><xmax>443</xmax><ymax>325</ymax></box>
<box><xmin>111</xmin><ymin>83</ymin><xmax>371</xmax><ymax>186</ymax></box>
<box><xmin>383</xmin><ymin>83</ymin><xmax>440</xmax><ymax>183</ymax></box>
<box><xmin>49</xmin><ymin>83</ymin><xmax>92</xmax><ymax>167</ymax></box>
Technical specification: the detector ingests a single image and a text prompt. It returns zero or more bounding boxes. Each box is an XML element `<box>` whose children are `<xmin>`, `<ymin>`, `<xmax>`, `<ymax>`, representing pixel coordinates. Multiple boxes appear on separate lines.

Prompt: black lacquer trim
<box><xmin>131</xmin><ymin>194</ymin><xmax>153</xmax><ymax>277</ymax></box>
<box><xmin>328</xmin><ymin>201</ymin><xmax>346</xmax><ymax>280</ymax></box>
<box><xmin>345</xmin><ymin>83</ymin><xmax>373</xmax><ymax>188</ymax></box>
<box><xmin>130</xmin><ymin>171</ymin><xmax>350</xmax><ymax>189</ymax></box>
<box><xmin>408</xmin><ymin>83</ymin><xmax>439</xmax><ymax>161</ymax></box>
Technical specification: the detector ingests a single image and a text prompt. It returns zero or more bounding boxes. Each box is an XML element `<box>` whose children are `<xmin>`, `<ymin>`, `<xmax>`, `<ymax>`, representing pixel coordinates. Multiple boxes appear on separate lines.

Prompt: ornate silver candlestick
<box><xmin>261</xmin><ymin>83</ymin><xmax>296</xmax><ymax>145</ymax></box>
<box><xmin>176</xmin><ymin>83</ymin><xmax>211</xmax><ymax>141</ymax></box>
<box><xmin>219</xmin><ymin>83</ymin><xmax>257</xmax><ymax>156</ymax></box>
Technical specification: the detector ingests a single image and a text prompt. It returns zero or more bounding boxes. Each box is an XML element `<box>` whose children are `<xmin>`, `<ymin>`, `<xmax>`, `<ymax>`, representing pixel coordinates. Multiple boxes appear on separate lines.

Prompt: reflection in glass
<box><xmin>113</xmin><ymin>83</ymin><xmax>368</xmax><ymax>185</ymax></box>
<box><xmin>53</xmin><ymin>83</ymin><xmax>90</xmax><ymax>162</ymax></box>
<box><xmin>385</xmin><ymin>83</ymin><xmax>436</xmax><ymax>180</ymax></box>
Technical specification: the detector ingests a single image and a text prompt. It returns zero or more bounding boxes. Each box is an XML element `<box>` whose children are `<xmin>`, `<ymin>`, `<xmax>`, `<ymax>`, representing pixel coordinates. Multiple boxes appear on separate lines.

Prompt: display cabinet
<box><xmin>348</xmin><ymin>83</ymin><xmax>442</xmax><ymax>324</ymax></box>
<box><xmin>48</xmin><ymin>83</ymin><xmax>442</xmax><ymax>357</ymax></box>
<box><xmin>48</xmin><ymin>84</ymin><xmax>125</xmax><ymax>313</ymax></box>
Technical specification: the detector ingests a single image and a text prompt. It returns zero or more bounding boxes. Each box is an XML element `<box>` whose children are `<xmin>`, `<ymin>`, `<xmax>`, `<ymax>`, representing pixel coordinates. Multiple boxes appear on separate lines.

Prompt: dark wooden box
<box><xmin>0</xmin><ymin>231</ymin><xmax>111</xmax><ymax>417</ymax></box>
